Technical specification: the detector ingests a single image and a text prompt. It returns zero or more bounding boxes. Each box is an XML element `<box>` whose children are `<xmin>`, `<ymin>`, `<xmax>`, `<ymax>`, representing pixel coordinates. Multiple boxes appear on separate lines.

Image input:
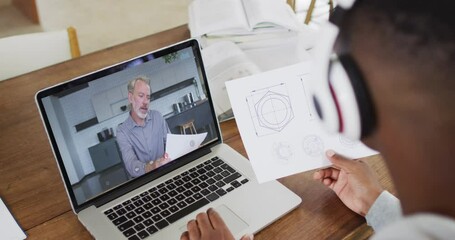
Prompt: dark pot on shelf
<box><xmin>173</xmin><ymin>103</ymin><xmax>182</xmax><ymax>113</ymax></box>
<box><xmin>97</xmin><ymin>128</ymin><xmax>114</xmax><ymax>142</ymax></box>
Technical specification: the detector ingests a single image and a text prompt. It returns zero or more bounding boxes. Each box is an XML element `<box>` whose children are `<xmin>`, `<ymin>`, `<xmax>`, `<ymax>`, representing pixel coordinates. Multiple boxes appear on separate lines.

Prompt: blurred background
<box><xmin>0</xmin><ymin>0</ymin><xmax>190</xmax><ymax>55</ymax></box>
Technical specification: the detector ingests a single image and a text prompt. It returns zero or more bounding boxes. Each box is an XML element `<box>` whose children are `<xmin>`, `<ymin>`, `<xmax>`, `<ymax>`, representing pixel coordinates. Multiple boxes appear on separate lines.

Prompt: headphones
<box><xmin>311</xmin><ymin>0</ymin><xmax>376</xmax><ymax>140</ymax></box>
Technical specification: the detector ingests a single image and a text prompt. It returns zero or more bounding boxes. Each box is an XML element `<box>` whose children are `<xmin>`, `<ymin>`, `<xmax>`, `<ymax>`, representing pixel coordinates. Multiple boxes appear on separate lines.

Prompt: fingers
<box><xmin>162</xmin><ymin>153</ymin><xmax>172</xmax><ymax>164</ymax></box>
<box><xmin>183</xmin><ymin>208</ymin><xmax>234</xmax><ymax>240</ymax></box>
<box><xmin>180</xmin><ymin>231</ymin><xmax>190</xmax><ymax>240</ymax></box>
<box><xmin>183</xmin><ymin>209</ymin><xmax>227</xmax><ymax>237</ymax></box>
<box><xmin>313</xmin><ymin>168</ymin><xmax>340</xmax><ymax>182</ymax></box>
<box><xmin>186</xmin><ymin>219</ymin><xmax>201</xmax><ymax>239</ymax></box>
<box><xmin>195</xmin><ymin>211</ymin><xmax>213</xmax><ymax>236</ymax></box>
<box><xmin>241</xmin><ymin>233</ymin><xmax>254</xmax><ymax>240</ymax></box>
<box><xmin>326</xmin><ymin>150</ymin><xmax>356</xmax><ymax>171</ymax></box>
<box><xmin>313</xmin><ymin>169</ymin><xmax>337</xmax><ymax>189</ymax></box>
<box><xmin>207</xmin><ymin>208</ymin><xmax>230</xmax><ymax>231</ymax></box>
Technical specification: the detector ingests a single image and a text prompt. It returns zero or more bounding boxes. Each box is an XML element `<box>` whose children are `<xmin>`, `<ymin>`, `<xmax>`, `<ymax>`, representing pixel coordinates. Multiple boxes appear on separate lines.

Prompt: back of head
<box><xmin>340</xmin><ymin>0</ymin><xmax>454</xmax><ymax>125</ymax></box>
<box><xmin>342</xmin><ymin>0</ymin><xmax>455</xmax><ymax>94</ymax></box>
<box><xmin>341</xmin><ymin>0</ymin><xmax>455</xmax><ymax>215</ymax></box>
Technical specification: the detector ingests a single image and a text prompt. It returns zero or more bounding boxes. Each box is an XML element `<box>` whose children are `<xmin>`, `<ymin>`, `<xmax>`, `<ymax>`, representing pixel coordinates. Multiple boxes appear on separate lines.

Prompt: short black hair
<box><xmin>341</xmin><ymin>0</ymin><xmax>454</xmax><ymax>105</ymax></box>
<box><xmin>346</xmin><ymin>0</ymin><xmax>453</xmax><ymax>61</ymax></box>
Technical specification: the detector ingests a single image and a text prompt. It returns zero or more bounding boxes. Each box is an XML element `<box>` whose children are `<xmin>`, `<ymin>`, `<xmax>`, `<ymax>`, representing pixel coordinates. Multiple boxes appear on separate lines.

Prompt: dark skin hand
<box><xmin>313</xmin><ymin>150</ymin><xmax>383</xmax><ymax>216</ymax></box>
<box><xmin>182</xmin><ymin>150</ymin><xmax>384</xmax><ymax>239</ymax></box>
<box><xmin>181</xmin><ymin>208</ymin><xmax>253</xmax><ymax>240</ymax></box>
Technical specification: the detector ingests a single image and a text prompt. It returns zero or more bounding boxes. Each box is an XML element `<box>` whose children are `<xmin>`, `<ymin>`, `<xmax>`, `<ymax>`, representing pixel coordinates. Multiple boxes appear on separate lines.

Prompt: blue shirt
<box><xmin>116</xmin><ymin>110</ymin><xmax>170</xmax><ymax>177</ymax></box>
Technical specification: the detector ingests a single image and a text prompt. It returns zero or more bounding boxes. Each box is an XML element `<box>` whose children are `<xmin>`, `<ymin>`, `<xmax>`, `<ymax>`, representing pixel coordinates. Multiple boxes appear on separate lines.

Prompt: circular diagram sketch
<box><xmin>256</xmin><ymin>93</ymin><xmax>292</xmax><ymax>131</ymax></box>
<box><xmin>247</xmin><ymin>83</ymin><xmax>294</xmax><ymax>137</ymax></box>
<box><xmin>339</xmin><ymin>135</ymin><xmax>358</xmax><ymax>148</ymax></box>
<box><xmin>302</xmin><ymin>135</ymin><xmax>324</xmax><ymax>157</ymax></box>
<box><xmin>273</xmin><ymin>141</ymin><xmax>294</xmax><ymax>164</ymax></box>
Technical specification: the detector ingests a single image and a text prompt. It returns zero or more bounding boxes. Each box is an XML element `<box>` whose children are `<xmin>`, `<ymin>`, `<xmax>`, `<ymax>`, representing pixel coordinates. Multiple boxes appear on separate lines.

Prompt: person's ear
<box><xmin>128</xmin><ymin>91</ymin><xmax>133</xmax><ymax>103</ymax></box>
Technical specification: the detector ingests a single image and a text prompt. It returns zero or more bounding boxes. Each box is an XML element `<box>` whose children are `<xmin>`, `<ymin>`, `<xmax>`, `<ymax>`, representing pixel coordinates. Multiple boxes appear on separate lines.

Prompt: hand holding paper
<box><xmin>225</xmin><ymin>61</ymin><xmax>377</xmax><ymax>183</ymax></box>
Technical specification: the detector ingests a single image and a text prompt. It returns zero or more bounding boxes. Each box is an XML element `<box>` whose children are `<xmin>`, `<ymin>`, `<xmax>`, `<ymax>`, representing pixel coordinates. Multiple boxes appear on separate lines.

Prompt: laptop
<box><xmin>35</xmin><ymin>39</ymin><xmax>301</xmax><ymax>240</ymax></box>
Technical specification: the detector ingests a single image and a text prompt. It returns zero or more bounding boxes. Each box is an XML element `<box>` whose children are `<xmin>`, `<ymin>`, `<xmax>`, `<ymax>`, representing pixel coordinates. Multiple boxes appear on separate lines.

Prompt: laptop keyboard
<box><xmin>103</xmin><ymin>156</ymin><xmax>249</xmax><ymax>240</ymax></box>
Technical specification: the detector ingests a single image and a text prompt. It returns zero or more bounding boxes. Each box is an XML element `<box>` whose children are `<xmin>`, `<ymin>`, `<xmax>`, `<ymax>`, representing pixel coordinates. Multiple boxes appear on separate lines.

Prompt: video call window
<box><xmin>41</xmin><ymin>46</ymin><xmax>218</xmax><ymax>204</ymax></box>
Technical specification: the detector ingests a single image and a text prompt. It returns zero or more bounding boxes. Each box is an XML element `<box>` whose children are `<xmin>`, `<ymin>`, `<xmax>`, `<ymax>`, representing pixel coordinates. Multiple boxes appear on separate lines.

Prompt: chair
<box><xmin>179</xmin><ymin>119</ymin><xmax>197</xmax><ymax>135</ymax></box>
<box><xmin>287</xmin><ymin>0</ymin><xmax>334</xmax><ymax>24</ymax></box>
<box><xmin>0</xmin><ymin>27</ymin><xmax>81</xmax><ymax>81</ymax></box>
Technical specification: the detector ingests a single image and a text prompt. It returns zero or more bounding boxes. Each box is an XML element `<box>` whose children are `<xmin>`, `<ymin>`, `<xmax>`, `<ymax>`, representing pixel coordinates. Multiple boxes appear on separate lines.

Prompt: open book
<box><xmin>189</xmin><ymin>0</ymin><xmax>302</xmax><ymax>37</ymax></box>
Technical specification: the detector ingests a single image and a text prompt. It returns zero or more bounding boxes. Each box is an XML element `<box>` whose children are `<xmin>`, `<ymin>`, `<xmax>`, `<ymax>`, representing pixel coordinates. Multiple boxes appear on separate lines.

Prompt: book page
<box><xmin>242</xmin><ymin>0</ymin><xmax>301</xmax><ymax>31</ymax></box>
<box><xmin>189</xmin><ymin>0</ymin><xmax>250</xmax><ymax>36</ymax></box>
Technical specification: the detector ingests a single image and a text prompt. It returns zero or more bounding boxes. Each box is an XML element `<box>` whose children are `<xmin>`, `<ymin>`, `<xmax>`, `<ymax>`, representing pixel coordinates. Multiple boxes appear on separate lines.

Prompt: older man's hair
<box><xmin>127</xmin><ymin>76</ymin><xmax>151</xmax><ymax>93</ymax></box>
<box><xmin>126</xmin><ymin>76</ymin><xmax>151</xmax><ymax>111</ymax></box>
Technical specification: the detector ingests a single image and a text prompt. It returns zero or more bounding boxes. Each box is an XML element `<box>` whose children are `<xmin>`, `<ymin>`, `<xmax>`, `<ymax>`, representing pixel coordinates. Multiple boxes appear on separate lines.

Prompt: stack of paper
<box><xmin>188</xmin><ymin>0</ymin><xmax>304</xmax><ymax>46</ymax></box>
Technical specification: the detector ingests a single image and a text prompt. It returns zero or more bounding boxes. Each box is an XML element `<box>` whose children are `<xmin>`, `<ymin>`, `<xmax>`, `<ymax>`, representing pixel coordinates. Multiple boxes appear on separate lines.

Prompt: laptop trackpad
<box><xmin>179</xmin><ymin>205</ymin><xmax>248</xmax><ymax>234</ymax></box>
<box><xmin>216</xmin><ymin>205</ymin><xmax>249</xmax><ymax>233</ymax></box>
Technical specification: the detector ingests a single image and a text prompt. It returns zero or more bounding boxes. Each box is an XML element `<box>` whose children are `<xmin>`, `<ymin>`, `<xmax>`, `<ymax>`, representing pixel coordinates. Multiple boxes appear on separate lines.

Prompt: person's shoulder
<box><xmin>149</xmin><ymin>110</ymin><xmax>165</xmax><ymax>119</ymax></box>
<box><xmin>371</xmin><ymin>213</ymin><xmax>455</xmax><ymax>240</ymax></box>
<box><xmin>117</xmin><ymin>114</ymin><xmax>134</xmax><ymax>132</ymax></box>
<box><xmin>117</xmin><ymin>121</ymin><xmax>126</xmax><ymax>131</ymax></box>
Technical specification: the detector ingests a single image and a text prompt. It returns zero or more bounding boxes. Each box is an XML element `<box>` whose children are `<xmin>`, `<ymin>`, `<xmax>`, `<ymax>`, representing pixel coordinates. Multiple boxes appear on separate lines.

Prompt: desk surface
<box><xmin>0</xmin><ymin>25</ymin><xmax>395</xmax><ymax>239</ymax></box>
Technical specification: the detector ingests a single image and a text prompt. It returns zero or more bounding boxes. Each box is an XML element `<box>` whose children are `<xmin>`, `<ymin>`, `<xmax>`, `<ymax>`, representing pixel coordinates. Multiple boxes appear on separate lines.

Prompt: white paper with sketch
<box><xmin>226</xmin><ymin>61</ymin><xmax>377</xmax><ymax>183</ymax></box>
<box><xmin>165</xmin><ymin>133</ymin><xmax>208</xmax><ymax>160</ymax></box>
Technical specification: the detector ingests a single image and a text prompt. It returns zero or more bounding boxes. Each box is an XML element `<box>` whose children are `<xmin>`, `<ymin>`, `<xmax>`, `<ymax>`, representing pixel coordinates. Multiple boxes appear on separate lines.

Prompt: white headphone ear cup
<box><xmin>329</xmin><ymin>59</ymin><xmax>362</xmax><ymax>139</ymax></box>
<box><xmin>311</xmin><ymin>81</ymin><xmax>340</xmax><ymax>134</ymax></box>
<box><xmin>311</xmin><ymin>22</ymin><xmax>341</xmax><ymax>134</ymax></box>
<box><xmin>338</xmin><ymin>55</ymin><xmax>377</xmax><ymax>138</ymax></box>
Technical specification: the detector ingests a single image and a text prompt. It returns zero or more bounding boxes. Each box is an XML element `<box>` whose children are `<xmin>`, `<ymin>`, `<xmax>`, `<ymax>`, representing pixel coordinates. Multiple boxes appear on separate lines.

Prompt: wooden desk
<box><xmin>0</xmin><ymin>25</ymin><xmax>395</xmax><ymax>239</ymax></box>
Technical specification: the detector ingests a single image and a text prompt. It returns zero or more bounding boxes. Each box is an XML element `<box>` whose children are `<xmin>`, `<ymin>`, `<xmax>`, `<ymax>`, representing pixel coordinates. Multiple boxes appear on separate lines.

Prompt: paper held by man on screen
<box><xmin>165</xmin><ymin>133</ymin><xmax>208</xmax><ymax>160</ymax></box>
<box><xmin>226</xmin><ymin>61</ymin><xmax>378</xmax><ymax>183</ymax></box>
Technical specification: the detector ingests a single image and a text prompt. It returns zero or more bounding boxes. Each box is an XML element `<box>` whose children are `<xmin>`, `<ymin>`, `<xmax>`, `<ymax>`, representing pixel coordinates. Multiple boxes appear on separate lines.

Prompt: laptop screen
<box><xmin>36</xmin><ymin>39</ymin><xmax>221</xmax><ymax>211</ymax></box>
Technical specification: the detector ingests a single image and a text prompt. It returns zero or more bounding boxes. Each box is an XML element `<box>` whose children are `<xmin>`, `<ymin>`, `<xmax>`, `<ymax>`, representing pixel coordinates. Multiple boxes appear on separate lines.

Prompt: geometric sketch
<box><xmin>272</xmin><ymin>141</ymin><xmax>294</xmax><ymax>164</ymax></box>
<box><xmin>302</xmin><ymin>135</ymin><xmax>324</xmax><ymax>157</ymax></box>
<box><xmin>298</xmin><ymin>73</ymin><xmax>316</xmax><ymax>121</ymax></box>
<box><xmin>339</xmin><ymin>135</ymin><xmax>358</xmax><ymax>148</ymax></box>
<box><xmin>247</xmin><ymin>83</ymin><xmax>294</xmax><ymax>137</ymax></box>
<box><xmin>189</xmin><ymin>139</ymin><xmax>196</xmax><ymax>147</ymax></box>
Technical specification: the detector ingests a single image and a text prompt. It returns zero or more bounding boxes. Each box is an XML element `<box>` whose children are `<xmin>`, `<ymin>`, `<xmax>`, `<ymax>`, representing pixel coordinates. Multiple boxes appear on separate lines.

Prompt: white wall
<box><xmin>42</xmin><ymin>96</ymin><xmax>85</xmax><ymax>184</ymax></box>
<box><xmin>36</xmin><ymin>0</ymin><xmax>190</xmax><ymax>54</ymax></box>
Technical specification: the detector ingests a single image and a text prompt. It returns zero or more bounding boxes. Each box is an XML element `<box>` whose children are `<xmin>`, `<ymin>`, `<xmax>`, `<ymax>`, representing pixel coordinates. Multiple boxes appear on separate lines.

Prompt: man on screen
<box><xmin>117</xmin><ymin>76</ymin><xmax>171</xmax><ymax>178</ymax></box>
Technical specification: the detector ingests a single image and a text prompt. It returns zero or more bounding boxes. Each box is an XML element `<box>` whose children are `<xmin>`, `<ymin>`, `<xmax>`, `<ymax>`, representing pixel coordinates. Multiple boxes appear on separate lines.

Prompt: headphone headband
<box><xmin>310</xmin><ymin>0</ymin><xmax>376</xmax><ymax>140</ymax></box>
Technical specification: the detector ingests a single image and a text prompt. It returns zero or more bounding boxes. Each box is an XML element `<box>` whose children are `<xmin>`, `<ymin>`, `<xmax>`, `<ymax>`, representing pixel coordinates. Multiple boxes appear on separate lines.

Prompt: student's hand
<box><xmin>313</xmin><ymin>150</ymin><xmax>383</xmax><ymax>216</ymax></box>
<box><xmin>180</xmin><ymin>208</ymin><xmax>253</xmax><ymax>240</ymax></box>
